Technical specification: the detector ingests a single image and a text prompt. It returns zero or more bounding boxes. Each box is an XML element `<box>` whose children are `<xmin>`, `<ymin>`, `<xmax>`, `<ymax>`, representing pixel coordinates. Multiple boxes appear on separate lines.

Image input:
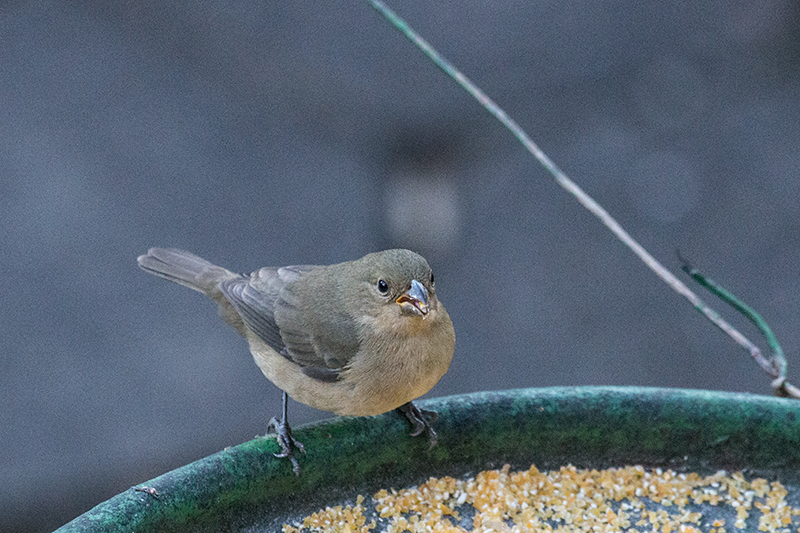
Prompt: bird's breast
<box><xmin>342</xmin><ymin>312</ymin><xmax>454</xmax><ymax>415</ymax></box>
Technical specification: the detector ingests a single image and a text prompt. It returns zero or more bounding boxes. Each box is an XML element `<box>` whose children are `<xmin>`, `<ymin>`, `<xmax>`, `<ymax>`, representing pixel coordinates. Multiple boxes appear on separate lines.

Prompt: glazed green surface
<box><xmin>55</xmin><ymin>387</ymin><xmax>800</xmax><ymax>532</ymax></box>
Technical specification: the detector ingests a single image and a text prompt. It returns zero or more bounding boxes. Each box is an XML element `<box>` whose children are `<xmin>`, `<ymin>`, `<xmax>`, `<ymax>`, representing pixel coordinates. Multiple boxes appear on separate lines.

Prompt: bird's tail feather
<box><xmin>137</xmin><ymin>248</ymin><xmax>237</xmax><ymax>294</ymax></box>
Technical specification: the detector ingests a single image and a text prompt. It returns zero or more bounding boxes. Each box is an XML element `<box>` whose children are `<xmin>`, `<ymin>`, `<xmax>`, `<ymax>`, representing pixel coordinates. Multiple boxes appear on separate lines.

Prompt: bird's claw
<box><xmin>397</xmin><ymin>401</ymin><xmax>438</xmax><ymax>449</ymax></box>
<box><xmin>267</xmin><ymin>416</ymin><xmax>305</xmax><ymax>475</ymax></box>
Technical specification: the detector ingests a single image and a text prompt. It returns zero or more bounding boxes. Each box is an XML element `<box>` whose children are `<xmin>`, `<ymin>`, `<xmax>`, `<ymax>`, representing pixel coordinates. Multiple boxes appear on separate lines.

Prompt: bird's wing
<box><xmin>219</xmin><ymin>265</ymin><xmax>353</xmax><ymax>382</ymax></box>
<box><xmin>219</xmin><ymin>273</ymin><xmax>284</xmax><ymax>355</ymax></box>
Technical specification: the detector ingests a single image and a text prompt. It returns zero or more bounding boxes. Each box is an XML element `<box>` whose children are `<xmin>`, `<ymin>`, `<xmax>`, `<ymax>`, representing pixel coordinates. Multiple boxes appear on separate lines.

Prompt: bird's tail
<box><xmin>137</xmin><ymin>248</ymin><xmax>238</xmax><ymax>295</ymax></box>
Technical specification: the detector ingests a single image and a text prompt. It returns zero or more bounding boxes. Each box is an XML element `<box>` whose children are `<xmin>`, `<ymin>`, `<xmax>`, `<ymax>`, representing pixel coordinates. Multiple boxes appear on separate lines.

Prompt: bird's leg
<box><xmin>396</xmin><ymin>401</ymin><xmax>438</xmax><ymax>449</ymax></box>
<box><xmin>266</xmin><ymin>391</ymin><xmax>305</xmax><ymax>475</ymax></box>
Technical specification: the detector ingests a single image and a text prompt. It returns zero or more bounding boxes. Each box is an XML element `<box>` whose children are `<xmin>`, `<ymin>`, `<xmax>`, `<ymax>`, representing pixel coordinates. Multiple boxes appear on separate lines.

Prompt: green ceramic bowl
<box><xmin>55</xmin><ymin>386</ymin><xmax>800</xmax><ymax>532</ymax></box>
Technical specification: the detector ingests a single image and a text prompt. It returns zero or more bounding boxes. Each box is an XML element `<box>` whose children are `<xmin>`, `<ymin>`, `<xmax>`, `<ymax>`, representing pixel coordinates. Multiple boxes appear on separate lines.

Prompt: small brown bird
<box><xmin>137</xmin><ymin>248</ymin><xmax>455</xmax><ymax>473</ymax></box>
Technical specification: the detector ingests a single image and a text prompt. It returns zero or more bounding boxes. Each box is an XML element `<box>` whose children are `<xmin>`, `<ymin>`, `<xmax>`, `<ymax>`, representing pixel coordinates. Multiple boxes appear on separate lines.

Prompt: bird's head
<box><xmin>349</xmin><ymin>249</ymin><xmax>439</xmax><ymax>324</ymax></box>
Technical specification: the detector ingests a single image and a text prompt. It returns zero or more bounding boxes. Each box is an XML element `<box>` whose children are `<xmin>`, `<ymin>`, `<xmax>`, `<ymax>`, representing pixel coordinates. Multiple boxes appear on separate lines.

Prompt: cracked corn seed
<box><xmin>283</xmin><ymin>465</ymin><xmax>800</xmax><ymax>532</ymax></box>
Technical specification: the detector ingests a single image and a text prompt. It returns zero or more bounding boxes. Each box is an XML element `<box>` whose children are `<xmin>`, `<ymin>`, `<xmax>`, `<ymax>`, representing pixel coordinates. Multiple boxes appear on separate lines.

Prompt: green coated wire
<box><xmin>681</xmin><ymin>261</ymin><xmax>787</xmax><ymax>380</ymax></box>
<box><xmin>364</xmin><ymin>0</ymin><xmax>791</xmax><ymax>393</ymax></box>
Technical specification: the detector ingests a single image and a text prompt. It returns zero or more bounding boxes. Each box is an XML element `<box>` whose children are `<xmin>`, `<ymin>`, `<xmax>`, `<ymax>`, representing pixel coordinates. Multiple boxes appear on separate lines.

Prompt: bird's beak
<box><xmin>396</xmin><ymin>279</ymin><xmax>429</xmax><ymax>317</ymax></box>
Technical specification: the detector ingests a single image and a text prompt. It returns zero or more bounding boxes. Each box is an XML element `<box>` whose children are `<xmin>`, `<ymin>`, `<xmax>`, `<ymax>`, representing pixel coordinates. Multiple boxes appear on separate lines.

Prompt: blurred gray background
<box><xmin>2</xmin><ymin>1</ymin><xmax>799</xmax><ymax>531</ymax></box>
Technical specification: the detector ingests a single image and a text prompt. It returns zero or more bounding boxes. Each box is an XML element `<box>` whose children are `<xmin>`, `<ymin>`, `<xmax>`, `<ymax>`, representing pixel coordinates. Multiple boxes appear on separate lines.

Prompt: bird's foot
<box><xmin>396</xmin><ymin>401</ymin><xmax>438</xmax><ymax>449</ymax></box>
<box><xmin>267</xmin><ymin>416</ymin><xmax>306</xmax><ymax>475</ymax></box>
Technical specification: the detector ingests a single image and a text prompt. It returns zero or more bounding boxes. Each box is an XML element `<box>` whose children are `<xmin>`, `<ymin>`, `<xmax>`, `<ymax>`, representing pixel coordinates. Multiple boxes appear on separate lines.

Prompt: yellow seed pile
<box><xmin>283</xmin><ymin>464</ymin><xmax>800</xmax><ymax>532</ymax></box>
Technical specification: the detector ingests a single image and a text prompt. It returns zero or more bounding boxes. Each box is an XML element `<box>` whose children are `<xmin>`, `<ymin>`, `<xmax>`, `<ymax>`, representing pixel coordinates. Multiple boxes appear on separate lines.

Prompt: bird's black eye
<box><xmin>430</xmin><ymin>272</ymin><xmax>435</xmax><ymax>286</ymax></box>
<box><xmin>377</xmin><ymin>279</ymin><xmax>389</xmax><ymax>294</ymax></box>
